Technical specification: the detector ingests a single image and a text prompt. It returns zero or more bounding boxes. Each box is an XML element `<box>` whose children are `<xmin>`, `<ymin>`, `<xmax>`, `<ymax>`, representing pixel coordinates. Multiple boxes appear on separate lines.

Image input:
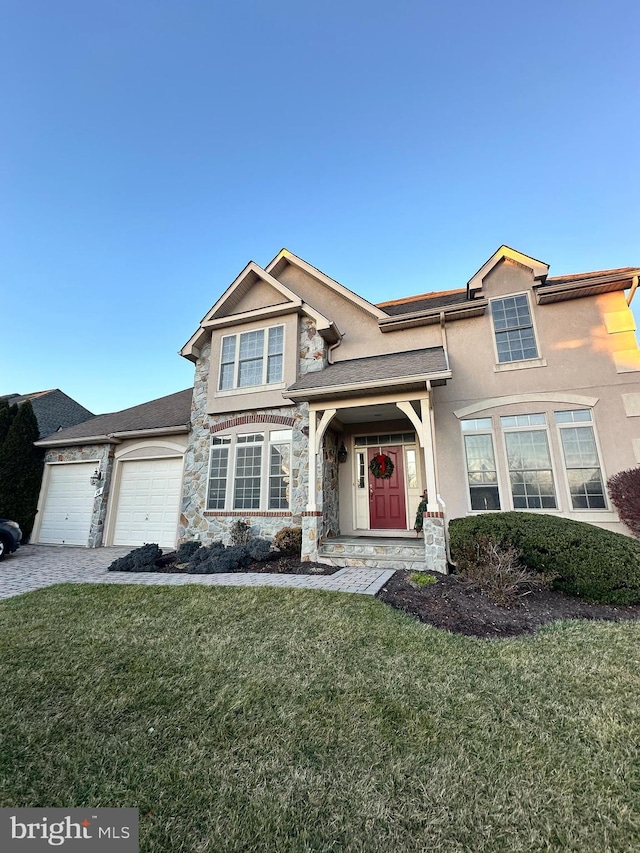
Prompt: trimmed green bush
<box><xmin>274</xmin><ymin>526</ymin><xmax>302</xmax><ymax>556</ymax></box>
<box><xmin>449</xmin><ymin>513</ymin><xmax>640</xmax><ymax>605</ymax></box>
<box><xmin>176</xmin><ymin>540</ymin><xmax>203</xmax><ymax>562</ymax></box>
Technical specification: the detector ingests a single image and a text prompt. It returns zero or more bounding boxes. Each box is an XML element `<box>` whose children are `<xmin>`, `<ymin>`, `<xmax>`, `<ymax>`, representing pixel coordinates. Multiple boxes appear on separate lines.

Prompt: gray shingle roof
<box><xmin>287</xmin><ymin>347</ymin><xmax>448</xmax><ymax>395</ymax></box>
<box><xmin>1</xmin><ymin>389</ymin><xmax>95</xmax><ymax>438</ymax></box>
<box><xmin>378</xmin><ymin>290</ymin><xmax>471</xmax><ymax>316</ymax></box>
<box><xmin>36</xmin><ymin>389</ymin><xmax>193</xmax><ymax>445</ymax></box>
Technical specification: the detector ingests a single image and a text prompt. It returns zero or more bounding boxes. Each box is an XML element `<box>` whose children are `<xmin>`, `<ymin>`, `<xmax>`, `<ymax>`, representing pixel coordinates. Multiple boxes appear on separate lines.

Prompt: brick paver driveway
<box><xmin>0</xmin><ymin>545</ymin><xmax>395</xmax><ymax>601</ymax></box>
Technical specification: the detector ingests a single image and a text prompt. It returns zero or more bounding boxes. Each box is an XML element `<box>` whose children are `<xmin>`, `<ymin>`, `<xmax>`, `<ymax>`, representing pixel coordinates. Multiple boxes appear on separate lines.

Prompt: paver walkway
<box><xmin>0</xmin><ymin>545</ymin><xmax>395</xmax><ymax>601</ymax></box>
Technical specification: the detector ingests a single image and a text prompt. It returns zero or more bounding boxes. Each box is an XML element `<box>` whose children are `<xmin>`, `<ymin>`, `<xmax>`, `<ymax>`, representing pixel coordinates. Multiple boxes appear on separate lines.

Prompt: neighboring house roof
<box><xmin>35</xmin><ymin>389</ymin><xmax>193</xmax><ymax>447</ymax></box>
<box><xmin>0</xmin><ymin>389</ymin><xmax>95</xmax><ymax>439</ymax></box>
<box><xmin>285</xmin><ymin>347</ymin><xmax>450</xmax><ymax>401</ymax></box>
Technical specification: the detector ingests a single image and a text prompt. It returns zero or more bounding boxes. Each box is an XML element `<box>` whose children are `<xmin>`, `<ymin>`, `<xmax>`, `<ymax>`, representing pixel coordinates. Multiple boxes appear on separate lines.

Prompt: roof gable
<box><xmin>467</xmin><ymin>246</ymin><xmax>549</xmax><ymax>296</ymax></box>
<box><xmin>266</xmin><ymin>249</ymin><xmax>387</xmax><ymax>320</ymax></box>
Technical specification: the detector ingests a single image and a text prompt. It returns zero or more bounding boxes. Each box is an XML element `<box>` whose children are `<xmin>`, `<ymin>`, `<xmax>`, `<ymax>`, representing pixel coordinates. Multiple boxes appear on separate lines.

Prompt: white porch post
<box><xmin>419</xmin><ymin>395</ymin><xmax>439</xmax><ymax>513</ymax></box>
<box><xmin>307</xmin><ymin>408</ymin><xmax>317</xmax><ymax>511</ymax></box>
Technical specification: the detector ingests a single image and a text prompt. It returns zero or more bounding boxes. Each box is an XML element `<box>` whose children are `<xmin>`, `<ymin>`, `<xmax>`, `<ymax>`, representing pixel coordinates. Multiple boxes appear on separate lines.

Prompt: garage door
<box><xmin>113</xmin><ymin>458</ymin><xmax>183</xmax><ymax>549</ymax></box>
<box><xmin>38</xmin><ymin>462</ymin><xmax>96</xmax><ymax>545</ymax></box>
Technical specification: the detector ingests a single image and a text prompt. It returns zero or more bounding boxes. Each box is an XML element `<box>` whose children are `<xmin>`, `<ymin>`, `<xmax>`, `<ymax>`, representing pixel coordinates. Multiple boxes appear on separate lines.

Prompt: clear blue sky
<box><xmin>2</xmin><ymin>0</ymin><xmax>639</xmax><ymax>414</ymax></box>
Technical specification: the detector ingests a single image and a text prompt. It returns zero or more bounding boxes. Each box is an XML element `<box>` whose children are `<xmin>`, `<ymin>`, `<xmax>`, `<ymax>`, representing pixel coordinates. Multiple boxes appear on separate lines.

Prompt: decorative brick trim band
<box><xmin>302</xmin><ymin>511</ymin><xmax>323</xmax><ymax>517</ymax></box>
<box><xmin>423</xmin><ymin>511</ymin><xmax>445</xmax><ymax>518</ymax></box>
<box><xmin>204</xmin><ymin>511</ymin><xmax>294</xmax><ymax>518</ymax></box>
<box><xmin>210</xmin><ymin>414</ymin><xmax>296</xmax><ymax>433</ymax></box>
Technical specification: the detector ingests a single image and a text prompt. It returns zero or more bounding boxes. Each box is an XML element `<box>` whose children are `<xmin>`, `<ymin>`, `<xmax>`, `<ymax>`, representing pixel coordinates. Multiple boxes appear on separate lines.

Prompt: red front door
<box><xmin>368</xmin><ymin>446</ymin><xmax>407</xmax><ymax>529</ymax></box>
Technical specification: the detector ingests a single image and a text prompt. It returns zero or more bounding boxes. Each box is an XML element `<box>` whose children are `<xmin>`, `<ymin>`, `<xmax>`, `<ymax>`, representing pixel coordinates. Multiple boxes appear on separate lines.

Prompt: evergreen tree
<box><xmin>0</xmin><ymin>400</ymin><xmax>44</xmax><ymax>540</ymax></box>
<box><xmin>0</xmin><ymin>400</ymin><xmax>16</xmax><ymax>445</ymax></box>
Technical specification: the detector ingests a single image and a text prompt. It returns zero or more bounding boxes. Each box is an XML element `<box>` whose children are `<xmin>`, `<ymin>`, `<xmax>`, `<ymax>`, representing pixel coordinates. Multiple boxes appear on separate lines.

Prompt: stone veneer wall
<box><xmin>422</xmin><ymin>513</ymin><xmax>447</xmax><ymax>574</ymax></box>
<box><xmin>178</xmin><ymin>319</ymin><xmax>333</xmax><ymax>547</ymax></box>
<box><xmin>43</xmin><ymin>444</ymin><xmax>115</xmax><ymax>548</ymax></box>
<box><xmin>321</xmin><ymin>429</ymin><xmax>340</xmax><ymax>540</ymax></box>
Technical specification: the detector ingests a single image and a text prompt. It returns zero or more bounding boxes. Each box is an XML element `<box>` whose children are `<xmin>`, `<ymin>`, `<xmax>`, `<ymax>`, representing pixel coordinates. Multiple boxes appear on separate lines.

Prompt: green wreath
<box><xmin>369</xmin><ymin>453</ymin><xmax>394</xmax><ymax>480</ymax></box>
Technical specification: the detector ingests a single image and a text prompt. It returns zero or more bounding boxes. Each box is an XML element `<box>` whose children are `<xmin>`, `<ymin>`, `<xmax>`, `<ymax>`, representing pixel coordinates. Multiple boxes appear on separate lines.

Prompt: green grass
<box><xmin>1</xmin><ymin>585</ymin><xmax>639</xmax><ymax>853</ymax></box>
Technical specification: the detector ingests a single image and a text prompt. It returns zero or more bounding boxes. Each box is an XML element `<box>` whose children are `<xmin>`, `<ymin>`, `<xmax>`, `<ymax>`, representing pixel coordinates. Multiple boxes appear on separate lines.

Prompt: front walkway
<box><xmin>0</xmin><ymin>545</ymin><xmax>396</xmax><ymax>601</ymax></box>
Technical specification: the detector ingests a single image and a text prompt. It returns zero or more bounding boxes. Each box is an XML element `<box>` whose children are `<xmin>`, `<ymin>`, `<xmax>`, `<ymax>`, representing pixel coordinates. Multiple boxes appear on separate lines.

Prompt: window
<box><xmin>501</xmin><ymin>414</ymin><xmax>557</xmax><ymax>509</ymax></box>
<box><xmin>461</xmin><ymin>418</ymin><xmax>501</xmax><ymax>510</ymax></box>
<box><xmin>555</xmin><ymin>410</ymin><xmax>606</xmax><ymax>509</ymax></box>
<box><xmin>490</xmin><ymin>295</ymin><xmax>538</xmax><ymax>363</ymax></box>
<box><xmin>206</xmin><ymin>429</ymin><xmax>292</xmax><ymax>511</ymax></box>
<box><xmin>218</xmin><ymin>326</ymin><xmax>284</xmax><ymax>391</ymax></box>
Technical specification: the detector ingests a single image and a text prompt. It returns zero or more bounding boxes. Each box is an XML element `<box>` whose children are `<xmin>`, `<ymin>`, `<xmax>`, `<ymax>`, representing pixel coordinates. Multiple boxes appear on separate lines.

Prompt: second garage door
<box><xmin>113</xmin><ymin>457</ymin><xmax>183</xmax><ymax>549</ymax></box>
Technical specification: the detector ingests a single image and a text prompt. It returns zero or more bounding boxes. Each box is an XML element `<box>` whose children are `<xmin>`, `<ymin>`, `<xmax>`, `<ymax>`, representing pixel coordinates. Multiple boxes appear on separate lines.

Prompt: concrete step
<box><xmin>318</xmin><ymin>536</ymin><xmax>425</xmax><ymax>570</ymax></box>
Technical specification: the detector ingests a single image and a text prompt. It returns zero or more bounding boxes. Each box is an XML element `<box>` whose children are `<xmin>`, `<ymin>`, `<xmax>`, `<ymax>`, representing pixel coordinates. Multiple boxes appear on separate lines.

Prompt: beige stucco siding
<box><xmin>278</xmin><ymin>264</ymin><xmax>443</xmax><ymax>359</ymax></box>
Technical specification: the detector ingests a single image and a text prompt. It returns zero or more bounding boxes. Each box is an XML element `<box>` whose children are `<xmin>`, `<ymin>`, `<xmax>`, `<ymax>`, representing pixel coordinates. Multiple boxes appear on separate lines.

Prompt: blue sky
<box><xmin>2</xmin><ymin>0</ymin><xmax>639</xmax><ymax>414</ymax></box>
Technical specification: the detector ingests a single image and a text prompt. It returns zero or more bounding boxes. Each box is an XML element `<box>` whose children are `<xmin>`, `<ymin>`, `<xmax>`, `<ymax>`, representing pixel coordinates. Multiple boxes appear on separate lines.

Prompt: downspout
<box><xmin>327</xmin><ymin>334</ymin><xmax>344</xmax><ymax>364</ymax></box>
<box><xmin>627</xmin><ymin>275</ymin><xmax>639</xmax><ymax>307</ymax></box>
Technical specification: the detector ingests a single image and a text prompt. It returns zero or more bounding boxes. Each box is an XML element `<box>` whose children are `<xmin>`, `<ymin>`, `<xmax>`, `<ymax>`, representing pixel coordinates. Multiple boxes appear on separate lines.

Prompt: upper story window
<box><xmin>490</xmin><ymin>294</ymin><xmax>539</xmax><ymax>363</ymax></box>
<box><xmin>218</xmin><ymin>325</ymin><xmax>284</xmax><ymax>391</ymax></box>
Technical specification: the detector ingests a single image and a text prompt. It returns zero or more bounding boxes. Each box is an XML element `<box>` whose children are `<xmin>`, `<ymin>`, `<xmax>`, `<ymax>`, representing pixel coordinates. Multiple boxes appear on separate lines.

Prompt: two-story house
<box><xmin>33</xmin><ymin>246</ymin><xmax>640</xmax><ymax>572</ymax></box>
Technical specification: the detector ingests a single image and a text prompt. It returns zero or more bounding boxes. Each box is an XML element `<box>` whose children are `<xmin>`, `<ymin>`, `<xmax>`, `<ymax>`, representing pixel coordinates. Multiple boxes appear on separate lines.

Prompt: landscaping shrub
<box><xmin>608</xmin><ymin>468</ymin><xmax>640</xmax><ymax>538</ymax></box>
<box><xmin>274</xmin><ymin>526</ymin><xmax>302</xmax><ymax>556</ymax></box>
<box><xmin>449</xmin><ymin>513</ymin><xmax>640</xmax><ymax>605</ymax></box>
<box><xmin>187</xmin><ymin>541</ymin><xmax>224</xmax><ymax>570</ymax></box>
<box><xmin>108</xmin><ymin>543</ymin><xmax>163</xmax><ymax>572</ymax></box>
<box><xmin>248</xmin><ymin>538</ymin><xmax>273</xmax><ymax>562</ymax></box>
<box><xmin>453</xmin><ymin>534</ymin><xmax>552</xmax><ymax>606</ymax></box>
<box><xmin>229</xmin><ymin>519</ymin><xmax>251</xmax><ymax>545</ymax></box>
<box><xmin>176</xmin><ymin>540</ymin><xmax>203</xmax><ymax>562</ymax></box>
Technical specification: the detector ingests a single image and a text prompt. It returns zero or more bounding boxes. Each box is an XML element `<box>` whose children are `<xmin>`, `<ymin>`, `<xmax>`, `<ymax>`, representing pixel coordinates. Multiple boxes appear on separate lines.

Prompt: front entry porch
<box><xmin>317</xmin><ymin>534</ymin><xmax>427</xmax><ymax>571</ymax></box>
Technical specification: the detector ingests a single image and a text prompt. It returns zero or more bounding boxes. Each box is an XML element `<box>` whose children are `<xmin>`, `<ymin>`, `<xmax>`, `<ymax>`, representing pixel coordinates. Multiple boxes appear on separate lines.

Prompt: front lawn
<box><xmin>1</xmin><ymin>585</ymin><xmax>639</xmax><ymax>852</ymax></box>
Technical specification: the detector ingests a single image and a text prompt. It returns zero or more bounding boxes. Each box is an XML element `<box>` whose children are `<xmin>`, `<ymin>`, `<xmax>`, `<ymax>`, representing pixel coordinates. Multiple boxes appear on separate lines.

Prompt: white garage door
<box><xmin>113</xmin><ymin>458</ymin><xmax>183</xmax><ymax>549</ymax></box>
<box><xmin>38</xmin><ymin>463</ymin><xmax>96</xmax><ymax>545</ymax></box>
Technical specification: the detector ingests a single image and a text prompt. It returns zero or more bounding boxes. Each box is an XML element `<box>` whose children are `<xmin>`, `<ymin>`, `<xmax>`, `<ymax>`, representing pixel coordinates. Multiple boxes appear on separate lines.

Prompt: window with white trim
<box><xmin>461</xmin><ymin>418</ymin><xmax>501</xmax><ymax>510</ymax></box>
<box><xmin>554</xmin><ymin>410</ymin><xmax>606</xmax><ymax>509</ymax></box>
<box><xmin>218</xmin><ymin>325</ymin><xmax>284</xmax><ymax>391</ymax></box>
<box><xmin>206</xmin><ymin>428</ymin><xmax>292</xmax><ymax>511</ymax></box>
<box><xmin>490</xmin><ymin>294</ymin><xmax>539</xmax><ymax>363</ymax></box>
<box><xmin>501</xmin><ymin>414</ymin><xmax>557</xmax><ymax>509</ymax></box>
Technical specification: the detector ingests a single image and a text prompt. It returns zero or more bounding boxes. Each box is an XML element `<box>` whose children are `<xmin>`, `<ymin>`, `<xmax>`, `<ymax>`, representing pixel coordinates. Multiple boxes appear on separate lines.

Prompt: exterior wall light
<box><xmin>90</xmin><ymin>468</ymin><xmax>102</xmax><ymax>486</ymax></box>
<box><xmin>337</xmin><ymin>442</ymin><xmax>348</xmax><ymax>464</ymax></box>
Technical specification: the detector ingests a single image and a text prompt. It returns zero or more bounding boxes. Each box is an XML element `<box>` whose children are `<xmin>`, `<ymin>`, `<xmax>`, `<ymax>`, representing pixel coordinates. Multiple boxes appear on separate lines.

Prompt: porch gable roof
<box><xmin>284</xmin><ymin>347</ymin><xmax>450</xmax><ymax>401</ymax></box>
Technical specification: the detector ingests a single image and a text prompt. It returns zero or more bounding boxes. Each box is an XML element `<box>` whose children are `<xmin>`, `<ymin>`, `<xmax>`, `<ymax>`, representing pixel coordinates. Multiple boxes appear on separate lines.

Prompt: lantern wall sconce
<box><xmin>90</xmin><ymin>467</ymin><xmax>102</xmax><ymax>486</ymax></box>
<box><xmin>337</xmin><ymin>442</ymin><xmax>348</xmax><ymax>463</ymax></box>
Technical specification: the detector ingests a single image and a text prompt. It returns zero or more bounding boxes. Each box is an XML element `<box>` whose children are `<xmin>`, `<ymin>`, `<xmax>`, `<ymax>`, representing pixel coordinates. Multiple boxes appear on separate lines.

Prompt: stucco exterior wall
<box><xmin>430</xmin><ymin>265</ymin><xmax>640</xmax><ymax>533</ymax></box>
<box><xmin>278</xmin><ymin>264</ymin><xmax>443</xmax><ymax>360</ymax></box>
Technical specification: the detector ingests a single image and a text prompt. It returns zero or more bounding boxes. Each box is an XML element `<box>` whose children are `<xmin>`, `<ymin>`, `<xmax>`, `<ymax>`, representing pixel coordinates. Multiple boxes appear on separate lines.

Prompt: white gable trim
<box><xmin>467</xmin><ymin>246</ymin><xmax>549</xmax><ymax>295</ymax></box>
<box><xmin>266</xmin><ymin>249</ymin><xmax>387</xmax><ymax>320</ymax></box>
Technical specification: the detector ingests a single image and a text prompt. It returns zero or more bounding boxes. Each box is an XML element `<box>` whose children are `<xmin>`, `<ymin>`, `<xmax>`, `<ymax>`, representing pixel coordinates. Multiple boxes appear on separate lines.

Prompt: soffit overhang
<box><xmin>534</xmin><ymin>271</ymin><xmax>640</xmax><ymax>304</ymax></box>
<box><xmin>378</xmin><ymin>299</ymin><xmax>487</xmax><ymax>331</ymax></box>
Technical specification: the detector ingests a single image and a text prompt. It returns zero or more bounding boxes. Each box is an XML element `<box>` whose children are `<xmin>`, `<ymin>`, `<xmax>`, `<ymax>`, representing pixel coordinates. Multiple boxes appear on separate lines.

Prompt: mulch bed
<box><xmin>376</xmin><ymin>570</ymin><xmax>640</xmax><ymax>638</ymax></box>
<box><xmin>151</xmin><ymin>553</ymin><xmax>337</xmax><ymax>576</ymax></box>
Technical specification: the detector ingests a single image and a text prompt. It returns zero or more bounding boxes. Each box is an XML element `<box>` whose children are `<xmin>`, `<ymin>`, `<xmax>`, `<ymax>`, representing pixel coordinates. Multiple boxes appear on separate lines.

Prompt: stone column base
<box><xmin>301</xmin><ymin>512</ymin><xmax>322</xmax><ymax>562</ymax></box>
<box><xmin>423</xmin><ymin>512</ymin><xmax>447</xmax><ymax>574</ymax></box>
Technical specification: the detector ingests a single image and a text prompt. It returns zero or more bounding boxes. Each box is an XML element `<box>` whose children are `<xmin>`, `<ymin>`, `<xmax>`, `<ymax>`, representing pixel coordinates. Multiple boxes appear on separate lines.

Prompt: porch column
<box><xmin>420</xmin><ymin>394</ymin><xmax>447</xmax><ymax>574</ymax></box>
<box><xmin>419</xmin><ymin>395</ymin><xmax>439</xmax><ymax>513</ymax></box>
